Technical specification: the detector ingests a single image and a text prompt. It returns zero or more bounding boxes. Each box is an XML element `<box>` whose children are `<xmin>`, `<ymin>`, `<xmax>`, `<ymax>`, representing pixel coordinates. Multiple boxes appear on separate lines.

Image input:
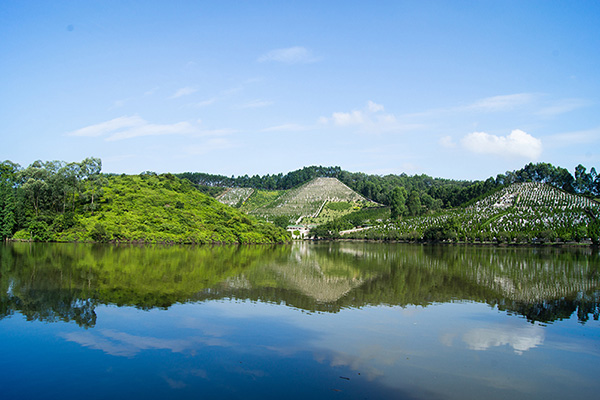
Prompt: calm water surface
<box><xmin>1</xmin><ymin>242</ymin><xmax>599</xmax><ymax>399</ymax></box>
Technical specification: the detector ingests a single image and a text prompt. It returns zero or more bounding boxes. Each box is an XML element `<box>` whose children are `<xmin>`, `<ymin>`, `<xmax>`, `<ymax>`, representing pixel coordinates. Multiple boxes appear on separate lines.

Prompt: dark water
<box><xmin>1</xmin><ymin>242</ymin><xmax>599</xmax><ymax>399</ymax></box>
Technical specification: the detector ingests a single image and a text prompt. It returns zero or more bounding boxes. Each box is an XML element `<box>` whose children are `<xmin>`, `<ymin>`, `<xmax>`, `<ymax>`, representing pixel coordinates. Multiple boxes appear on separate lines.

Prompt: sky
<box><xmin>1</xmin><ymin>0</ymin><xmax>599</xmax><ymax>180</ymax></box>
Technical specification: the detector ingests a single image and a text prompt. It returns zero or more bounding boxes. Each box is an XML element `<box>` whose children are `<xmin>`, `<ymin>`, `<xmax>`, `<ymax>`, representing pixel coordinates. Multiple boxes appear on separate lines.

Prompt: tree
<box><xmin>19</xmin><ymin>162</ymin><xmax>50</xmax><ymax>216</ymax></box>
<box><xmin>76</xmin><ymin>158</ymin><xmax>105</xmax><ymax>214</ymax></box>
<box><xmin>0</xmin><ymin>161</ymin><xmax>19</xmax><ymax>240</ymax></box>
<box><xmin>574</xmin><ymin>164</ymin><xmax>592</xmax><ymax>194</ymax></box>
<box><xmin>407</xmin><ymin>190</ymin><xmax>422</xmax><ymax>216</ymax></box>
<box><xmin>389</xmin><ymin>187</ymin><xmax>407</xmax><ymax>219</ymax></box>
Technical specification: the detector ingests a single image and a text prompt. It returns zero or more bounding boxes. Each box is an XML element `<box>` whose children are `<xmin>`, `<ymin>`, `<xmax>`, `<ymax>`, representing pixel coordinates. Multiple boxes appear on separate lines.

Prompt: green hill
<box><xmin>321</xmin><ymin>182</ymin><xmax>600</xmax><ymax>244</ymax></box>
<box><xmin>13</xmin><ymin>173</ymin><xmax>290</xmax><ymax>244</ymax></box>
<box><xmin>226</xmin><ymin>177</ymin><xmax>379</xmax><ymax>224</ymax></box>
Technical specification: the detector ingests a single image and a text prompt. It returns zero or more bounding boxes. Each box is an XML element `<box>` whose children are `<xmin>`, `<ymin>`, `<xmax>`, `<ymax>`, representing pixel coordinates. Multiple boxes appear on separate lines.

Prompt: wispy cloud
<box><xmin>67</xmin><ymin>116</ymin><xmax>145</xmax><ymax>138</ymax></box>
<box><xmin>108</xmin><ymin>121</ymin><xmax>195</xmax><ymax>141</ymax></box>
<box><xmin>535</xmin><ymin>98</ymin><xmax>590</xmax><ymax>117</ymax></box>
<box><xmin>188</xmin><ymin>98</ymin><xmax>216</xmax><ymax>108</ymax></box>
<box><xmin>170</xmin><ymin>86</ymin><xmax>198</xmax><ymax>99</ymax></box>
<box><xmin>238</xmin><ymin>99</ymin><xmax>273</xmax><ymax>109</ymax></box>
<box><xmin>109</xmin><ymin>98</ymin><xmax>129</xmax><ymax>109</ymax></box>
<box><xmin>546</xmin><ymin>127</ymin><xmax>600</xmax><ymax>145</ymax></box>
<box><xmin>144</xmin><ymin>86</ymin><xmax>159</xmax><ymax>96</ymax></box>
<box><xmin>404</xmin><ymin>93</ymin><xmax>537</xmax><ymax>120</ymax></box>
<box><xmin>67</xmin><ymin>115</ymin><xmax>231</xmax><ymax>141</ymax></box>
<box><xmin>463</xmin><ymin>93</ymin><xmax>535</xmax><ymax>112</ymax></box>
<box><xmin>439</xmin><ymin>135</ymin><xmax>457</xmax><ymax>148</ymax></box>
<box><xmin>258</xmin><ymin>46</ymin><xmax>318</xmax><ymax>64</ymax></box>
<box><xmin>461</xmin><ymin>129</ymin><xmax>542</xmax><ymax>159</ymax></box>
<box><xmin>262</xmin><ymin>123</ymin><xmax>310</xmax><ymax>132</ymax></box>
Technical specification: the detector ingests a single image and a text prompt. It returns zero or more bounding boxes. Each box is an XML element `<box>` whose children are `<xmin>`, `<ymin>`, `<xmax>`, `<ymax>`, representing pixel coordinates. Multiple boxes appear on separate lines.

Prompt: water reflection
<box><xmin>1</xmin><ymin>242</ymin><xmax>599</xmax><ymax>400</ymax></box>
<box><xmin>1</xmin><ymin>242</ymin><xmax>599</xmax><ymax>326</ymax></box>
<box><xmin>461</xmin><ymin>324</ymin><xmax>544</xmax><ymax>354</ymax></box>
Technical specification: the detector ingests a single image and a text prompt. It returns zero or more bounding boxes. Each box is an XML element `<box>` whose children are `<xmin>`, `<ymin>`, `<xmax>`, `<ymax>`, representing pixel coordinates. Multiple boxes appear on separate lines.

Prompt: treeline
<box><xmin>179</xmin><ymin>162</ymin><xmax>600</xmax><ymax>213</ymax></box>
<box><xmin>1</xmin><ymin>158</ymin><xmax>104</xmax><ymax>241</ymax></box>
<box><xmin>177</xmin><ymin>166</ymin><xmax>342</xmax><ymax>190</ymax></box>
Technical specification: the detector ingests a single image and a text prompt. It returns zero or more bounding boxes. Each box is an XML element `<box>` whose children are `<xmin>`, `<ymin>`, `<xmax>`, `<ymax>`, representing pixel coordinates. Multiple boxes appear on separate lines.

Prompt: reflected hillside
<box><xmin>1</xmin><ymin>242</ymin><xmax>598</xmax><ymax>327</ymax></box>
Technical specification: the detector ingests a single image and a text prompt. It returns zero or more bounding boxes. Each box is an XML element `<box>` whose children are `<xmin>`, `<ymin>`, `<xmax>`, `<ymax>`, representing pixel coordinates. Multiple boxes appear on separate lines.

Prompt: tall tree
<box><xmin>389</xmin><ymin>187</ymin><xmax>407</xmax><ymax>219</ymax></box>
<box><xmin>19</xmin><ymin>161</ymin><xmax>50</xmax><ymax>216</ymax></box>
<box><xmin>407</xmin><ymin>190</ymin><xmax>422</xmax><ymax>216</ymax></box>
<box><xmin>0</xmin><ymin>161</ymin><xmax>20</xmax><ymax>240</ymax></box>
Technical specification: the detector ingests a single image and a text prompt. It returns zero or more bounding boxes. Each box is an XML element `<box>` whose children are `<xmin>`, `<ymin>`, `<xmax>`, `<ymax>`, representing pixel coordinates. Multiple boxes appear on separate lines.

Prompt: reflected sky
<box><xmin>1</xmin><ymin>242</ymin><xmax>599</xmax><ymax>399</ymax></box>
<box><xmin>3</xmin><ymin>299</ymin><xmax>596</xmax><ymax>400</ymax></box>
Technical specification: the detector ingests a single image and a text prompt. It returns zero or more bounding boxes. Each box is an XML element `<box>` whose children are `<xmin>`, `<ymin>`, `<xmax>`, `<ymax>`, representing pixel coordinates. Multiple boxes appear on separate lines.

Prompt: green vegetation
<box><xmin>182</xmin><ymin>162</ymin><xmax>600</xmax><ymax>215</ymax></box>
<box><xmin>333</xmin><ymin>182</ymin><xmax>600</xmax><ymax>244</ymax></box>
<box><xmin>3</xmin><ymin>158</ymin><xmax>598</xmax><ymax>245</ymax></box>
<box><xmin>2</xmin><ymin>242</ymin><xmax>598</xmax><ymax>325</ymax></box>
<box><xmin>303</xmin><ymin>201</ymin><xmax>372</xmax><ymax>225</ymax></box>
<box><xmin>244</xmin><ymin>177</ymin><xmax>378</xmax><ymax>225</ymax></box>
<box><xmin>238</xmin><ymin>189</ymin><xmax>284</xmax><ymax>213</ymax></box>
<box><xmin>0</xmin><ymin>159</ymin><xmax>289</xmax><ymax>244</ymax></box>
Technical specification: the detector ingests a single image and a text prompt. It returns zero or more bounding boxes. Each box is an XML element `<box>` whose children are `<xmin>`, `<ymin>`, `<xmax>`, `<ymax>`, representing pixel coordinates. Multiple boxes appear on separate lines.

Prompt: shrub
<box><xmin>90</xmin><ymin>223</ymin><xmax>111</xmax><ymax>242</ymax></box>
<box><xmin>29</xmin><ymin>220</ymin><xmax>51</xmax><ymax>241</ymax></box>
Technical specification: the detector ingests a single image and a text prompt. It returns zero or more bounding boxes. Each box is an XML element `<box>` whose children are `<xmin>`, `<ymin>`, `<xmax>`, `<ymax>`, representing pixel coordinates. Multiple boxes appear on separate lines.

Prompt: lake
<box><xmin>1</xmin><ymin>241</ymin><xmax>599</xmax><ymax>399</ymax></box>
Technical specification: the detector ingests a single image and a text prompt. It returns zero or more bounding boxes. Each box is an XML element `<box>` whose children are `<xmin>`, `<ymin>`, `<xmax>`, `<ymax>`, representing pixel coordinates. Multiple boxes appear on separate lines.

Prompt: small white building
<box><xmin>286</xmin><ymin>224</ymin><xmax>315</xmax><ymax>239</ymax></box>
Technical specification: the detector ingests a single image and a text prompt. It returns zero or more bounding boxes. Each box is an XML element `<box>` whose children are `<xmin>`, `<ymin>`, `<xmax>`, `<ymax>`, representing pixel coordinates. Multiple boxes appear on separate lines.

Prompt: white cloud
<box><xmin>331</xmin><ymin>110</ymin><xmax>366</xmax><ymax>126</ymax></box>
<box><xmin>258</xmin><ymin>46</ymin><xmax>318</xmax><ymax>64</ymax></box>
<box><xmin>170</xmin><ymin>87</ymin><xmax>197</xmax><ymax>99</ymax></box>
<box><xmin>67</xmin><ymin>116</ymin><xmax>230</xmax><ymax>141</ymax></box>
<box><xmin>461</xmin><ymin>129</ymin><xmax>542</xmax><ymax>159</ymax></box>
<box><xmin>367</xmin><ymin>100</ymin><xmax>384</xmax><ymax>113</ymax></box>
<box><xmin>462</xmin><ymin>325</ymin><xmax>544</xmax><ymax>355</ymax></box>
<box><xmin>320</xmin><ymin>101</ymin><xmax>418</xmax><ymax>134</ymax></box>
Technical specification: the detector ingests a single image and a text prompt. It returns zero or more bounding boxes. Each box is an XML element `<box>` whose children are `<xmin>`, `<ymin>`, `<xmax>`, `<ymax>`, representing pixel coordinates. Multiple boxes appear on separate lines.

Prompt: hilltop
<box><xmin>219</xmin><ymin>177</ymin><xmax>380</xmax><ymax>225</ymax></box>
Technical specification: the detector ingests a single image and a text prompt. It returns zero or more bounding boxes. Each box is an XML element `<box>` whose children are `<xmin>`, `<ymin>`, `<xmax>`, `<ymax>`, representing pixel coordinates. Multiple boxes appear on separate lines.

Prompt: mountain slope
<box><xmin>332</xmin><ymin>182</ymin><xmax>600</xmax><ymax>243</ymax></box>
<box><xmin>241</xmin><ymin>177</ymin><xmax>378</xmax><ymax>223</ymax></box>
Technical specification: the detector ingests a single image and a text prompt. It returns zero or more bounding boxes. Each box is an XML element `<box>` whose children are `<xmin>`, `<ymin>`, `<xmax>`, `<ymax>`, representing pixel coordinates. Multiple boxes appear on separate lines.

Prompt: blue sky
<box><xmin>2</xmin><ymin>1</ymin><xmax>599</xmax><ymax>180</ymax></box>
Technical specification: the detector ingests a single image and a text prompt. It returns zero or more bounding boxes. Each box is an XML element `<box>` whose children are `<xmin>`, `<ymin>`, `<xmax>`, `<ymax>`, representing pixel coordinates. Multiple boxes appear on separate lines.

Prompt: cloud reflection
<box><xmin>462</xmin><ymin>325</ymin><xmax>544</xmax><ymax>355</ymax></box>
<box><xmin>60</xmin><ymin>328</ymin><xmax>231</xmax><ymax>357</ymax></box>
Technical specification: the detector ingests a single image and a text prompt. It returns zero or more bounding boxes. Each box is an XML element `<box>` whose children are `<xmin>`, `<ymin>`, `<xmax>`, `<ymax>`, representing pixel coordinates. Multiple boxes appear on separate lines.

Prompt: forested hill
<box><xmin>0</xmin><ymin>160</ymin><xmax>289</xmax><ymax>244</ymax></box>
<box><xmin>178</xmin><ymin>162</ymin><xmax>600</xmax><ymax>210</ymax></box>
<box><xmin>178</xmin><ymin>166</ymin><xmax>343</xmax><ymax>191</ymax></box>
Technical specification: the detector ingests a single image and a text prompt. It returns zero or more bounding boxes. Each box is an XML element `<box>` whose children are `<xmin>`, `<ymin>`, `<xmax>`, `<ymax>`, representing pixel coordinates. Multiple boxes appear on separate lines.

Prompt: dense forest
<box><xmin>0</xmin><ymin>158</ymin><xmax>289</xmax><ymax>243</ymax></box>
